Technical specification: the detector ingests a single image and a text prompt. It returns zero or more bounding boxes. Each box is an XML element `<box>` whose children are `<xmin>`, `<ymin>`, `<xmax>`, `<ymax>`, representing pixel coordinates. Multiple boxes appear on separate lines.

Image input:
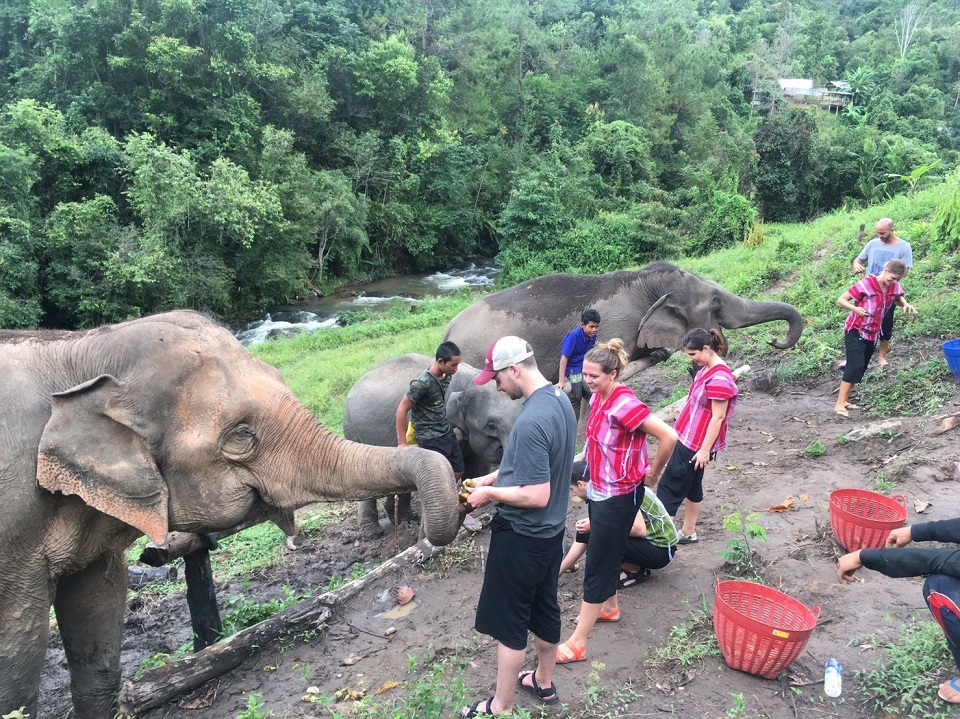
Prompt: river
<box><xmin>233</xmin><ymin>260</ymin><xmax>499</xmax><ymax>346</ymax></box>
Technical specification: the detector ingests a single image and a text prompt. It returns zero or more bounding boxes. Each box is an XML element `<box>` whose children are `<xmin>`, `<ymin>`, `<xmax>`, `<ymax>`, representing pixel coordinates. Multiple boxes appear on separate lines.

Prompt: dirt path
<box><xmin>41</xmin><ymin>345</ymin><xmax>960</xmax><ymax>719</ymax></box>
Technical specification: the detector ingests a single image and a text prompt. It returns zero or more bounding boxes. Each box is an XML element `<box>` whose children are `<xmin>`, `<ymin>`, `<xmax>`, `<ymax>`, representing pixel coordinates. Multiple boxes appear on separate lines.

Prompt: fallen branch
<box><xmin>118</xmin><ymin>539</ymin><xmax>443</xmax><ymax>714</ymax></box>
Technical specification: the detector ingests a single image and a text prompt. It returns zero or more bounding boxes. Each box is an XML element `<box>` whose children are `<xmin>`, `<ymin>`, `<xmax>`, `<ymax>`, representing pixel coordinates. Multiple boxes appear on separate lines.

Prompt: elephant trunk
<box><xmin>262</xmin><ymin>406</ymin><xmax>461</xmax><ymax>546</ymax></box>
<box><xmin>720</xmin><ymin>297</ymin><xmax>804</xmax><ymax>350</ymax></box>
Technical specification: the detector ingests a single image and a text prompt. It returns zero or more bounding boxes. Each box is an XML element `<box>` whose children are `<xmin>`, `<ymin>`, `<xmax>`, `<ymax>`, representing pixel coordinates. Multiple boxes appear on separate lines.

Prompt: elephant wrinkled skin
<box><xmin>343</xmin><ymin>354</ymin><xmax>521</xmax><ymax>533</ymax></box>
<box><xmin>444</xmin><ymin>262</ymin><xmax>804</xmax><ymax>381</ymax></box>
<box><xmin>0</xmin><ymin>311</ymin><xmax>459</xmax><ymax>718</ymax></box>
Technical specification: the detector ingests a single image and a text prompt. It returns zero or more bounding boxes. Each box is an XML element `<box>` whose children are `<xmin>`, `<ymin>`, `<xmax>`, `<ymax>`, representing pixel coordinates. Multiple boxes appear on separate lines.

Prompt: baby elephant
<box><xmin>343</xmin><ymin>354</ymin><xmax>522</xmax><ymax>534</ymax></box>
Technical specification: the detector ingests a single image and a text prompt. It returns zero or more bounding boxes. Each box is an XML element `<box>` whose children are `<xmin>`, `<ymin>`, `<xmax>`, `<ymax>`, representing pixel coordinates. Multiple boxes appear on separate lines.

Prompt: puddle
<box><xmin>377</xmin><ymin>600</ymin><xmax>417</xmax><ymax>619</ymax></box>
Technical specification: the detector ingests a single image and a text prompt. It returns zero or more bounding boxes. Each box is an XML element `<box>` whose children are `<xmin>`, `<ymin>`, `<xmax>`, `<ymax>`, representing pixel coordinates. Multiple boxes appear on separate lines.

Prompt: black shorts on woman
<box><xmin>582</xmin><ymin>487</ymin><xmax>643</xmax><ymax>604</ymax></box>
<box><xmin>657</xmin><ymin>442</ymin><xmax>715</xmax><ymax>516</ymax></box>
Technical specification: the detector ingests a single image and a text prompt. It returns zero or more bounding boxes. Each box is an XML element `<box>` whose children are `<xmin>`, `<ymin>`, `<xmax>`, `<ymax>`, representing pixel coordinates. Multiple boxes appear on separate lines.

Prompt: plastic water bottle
<box><xmin>824</xmin><ymin>658</ymin><xmax>842</xmax><ymax>698</ymax></box>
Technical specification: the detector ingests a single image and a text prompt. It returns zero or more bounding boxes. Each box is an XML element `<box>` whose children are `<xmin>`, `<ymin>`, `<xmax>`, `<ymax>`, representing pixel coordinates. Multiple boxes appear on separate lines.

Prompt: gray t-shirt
<box><xmin>495</xmin><ymin>384</ymin><xmax>577</xmax><ymax>538</ymax></box>
<box><xmin>858</xmin><ymin>237</ymin><xmax>913</xmax><ymax>277</ymax></box>
<box><xmin>406</xmin><ymin>369</ymin><xmax>450</xmax><ymax>441</ymax></box>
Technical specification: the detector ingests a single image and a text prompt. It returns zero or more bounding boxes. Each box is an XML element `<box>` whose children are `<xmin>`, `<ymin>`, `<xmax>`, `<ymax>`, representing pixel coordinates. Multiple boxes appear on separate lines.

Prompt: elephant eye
<box><xmin>222</xmin><ymin>424</ymin><xmax>258</xmax><ymax>461</ymax></box>
<box><xmin>483</xmin><ymin>421</ymin><xmax>499</xmax><ymax>434</ymax></box>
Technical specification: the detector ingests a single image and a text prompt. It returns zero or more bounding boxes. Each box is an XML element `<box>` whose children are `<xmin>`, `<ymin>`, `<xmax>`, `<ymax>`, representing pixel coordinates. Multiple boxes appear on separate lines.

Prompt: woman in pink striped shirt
<box><xmin>834</xmin><ymin>259</ymin><xmax>915</xmax><ymax>417</ymax></box>
<box><xmin>654</xmin><ymin>328</ymin><xmax>739</xmax><ymax>544</ymax></box>
<box><xmin>556</xmin><ymin>339</ymin><xmax>677</xmax><ymax>665</ymax></box>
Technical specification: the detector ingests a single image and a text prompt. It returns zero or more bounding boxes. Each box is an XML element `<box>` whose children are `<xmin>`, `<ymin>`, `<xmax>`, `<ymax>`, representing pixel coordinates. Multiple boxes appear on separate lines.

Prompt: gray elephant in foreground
<box><xmin>444</xmin><ymin>261</ymin><xmax>804</xmax><ymax>381</ymax></box>
<box><xmin>343</xmin><ymin>355</ymin><xmax>522</xmax><ymax>533</ymax></box>
<box><xmin>0</xmin><ymin>312</ymin><xmax>459</xmax><ymax>719</ymax></box>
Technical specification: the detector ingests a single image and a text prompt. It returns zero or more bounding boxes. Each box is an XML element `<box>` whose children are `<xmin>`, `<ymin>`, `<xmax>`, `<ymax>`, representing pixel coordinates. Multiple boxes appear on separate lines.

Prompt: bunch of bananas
<box><xmin>458</xmin><ymin>478</ymin><xmax>477</xmax><ymax>503</ymax></box>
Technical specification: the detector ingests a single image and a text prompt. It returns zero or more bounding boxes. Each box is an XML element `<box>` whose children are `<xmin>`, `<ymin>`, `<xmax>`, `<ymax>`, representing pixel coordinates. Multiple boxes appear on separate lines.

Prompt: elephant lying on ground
<box><xmin>444</xmin><ymin>261</ymin><xmax>804</xmax><ymax>381</ymax></box>
<box><xmin>0</xmin><ymin>311</ymin><xmax>459</xmax><ymax>719</ymax></box>
<box><xmin>343</xmin><ymin>355</ymin><xmax>522</xmax><ymax>534</ymax></box>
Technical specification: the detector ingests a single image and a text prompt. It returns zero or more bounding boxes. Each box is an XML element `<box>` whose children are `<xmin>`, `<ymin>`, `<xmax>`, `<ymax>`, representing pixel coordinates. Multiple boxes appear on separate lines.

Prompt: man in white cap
<box><xmin>460</xmin><ymin>336</ymin><xmax>577</xmax><ymax>717</ymax></box>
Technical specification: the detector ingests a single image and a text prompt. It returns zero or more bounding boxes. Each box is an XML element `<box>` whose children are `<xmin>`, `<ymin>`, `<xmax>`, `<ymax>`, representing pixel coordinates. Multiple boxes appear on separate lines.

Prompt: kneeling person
<box><xmin>561</xmin><ymin>462</ymin><xmax>679</xmax><ymax>591</ymax></box>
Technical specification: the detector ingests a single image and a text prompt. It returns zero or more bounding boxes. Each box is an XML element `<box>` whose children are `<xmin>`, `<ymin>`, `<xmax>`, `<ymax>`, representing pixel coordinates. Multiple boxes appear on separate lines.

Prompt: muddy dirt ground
<box><xmin>41</xmin><ymin>337</ymin><xmax>960</xmax><ymax>719</ymax></box>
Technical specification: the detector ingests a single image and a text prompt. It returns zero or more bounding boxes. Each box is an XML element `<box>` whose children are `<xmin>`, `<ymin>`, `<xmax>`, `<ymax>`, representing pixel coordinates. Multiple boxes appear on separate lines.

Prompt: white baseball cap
<box><xmin>474</xmin><ymin>336</ymin><xmax>534</xmax><ymax>385</ymax></box>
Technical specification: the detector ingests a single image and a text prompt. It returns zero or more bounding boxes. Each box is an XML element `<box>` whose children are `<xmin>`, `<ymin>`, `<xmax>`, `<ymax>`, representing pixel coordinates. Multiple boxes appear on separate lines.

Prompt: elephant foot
<box><xmin>360</xmin><ymin>522</ymin><xmax>385</xmax><ymax>541</ymax></box>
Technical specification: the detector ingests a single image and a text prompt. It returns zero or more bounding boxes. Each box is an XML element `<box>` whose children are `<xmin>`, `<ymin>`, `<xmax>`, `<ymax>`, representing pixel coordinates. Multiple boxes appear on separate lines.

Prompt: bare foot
<box><xmin>833</xmin><ymin>406</ymin><xmax>849</xmax><ymax>417</ymax></box>
<box><xmin>844</xmin><ymin>402</ymin><xmax>859</xmax><ymax>409</ymax></box>
<box><xmin>878</xmin><ymin>359</ymin><xmax>889</xmax><ymax>367</ymax></box>
<box><xmin>937</xmin><ymin>677</ymin><xmax>960</xmax><ymax>704</ymax></box>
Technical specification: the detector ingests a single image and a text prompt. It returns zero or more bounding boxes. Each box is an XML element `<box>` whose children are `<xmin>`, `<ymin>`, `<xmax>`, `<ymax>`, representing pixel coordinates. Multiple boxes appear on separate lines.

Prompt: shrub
<box><xmin>687</xmin><ymin>192</ymin><xmax>757</xmax><ymax>256</ymax></box>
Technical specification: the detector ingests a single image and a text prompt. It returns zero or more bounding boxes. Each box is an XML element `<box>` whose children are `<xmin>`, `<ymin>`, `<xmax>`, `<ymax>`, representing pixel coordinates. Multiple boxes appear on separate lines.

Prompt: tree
<box><xmin>894</xmin><ymin>2</ymin><xmax>927</xmax><ymax>59</ymax></box>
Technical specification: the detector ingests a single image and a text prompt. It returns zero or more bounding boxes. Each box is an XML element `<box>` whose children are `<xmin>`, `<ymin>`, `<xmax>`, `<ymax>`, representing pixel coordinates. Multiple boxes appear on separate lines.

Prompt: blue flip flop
<box><xmin>938</xmin><ymin>676</ymin><xmax>960</xmax><ymax>704</ymax></box>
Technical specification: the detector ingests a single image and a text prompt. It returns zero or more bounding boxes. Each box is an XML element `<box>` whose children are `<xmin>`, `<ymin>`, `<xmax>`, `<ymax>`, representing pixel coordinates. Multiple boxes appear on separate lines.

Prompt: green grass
<box><xmin>650</xmin><ymin>596</ymin><xmax>721</xmax><ymax>668</ymax></box>
<box><xmin>251</xmin><ymin>292</ymin><xmax>473</xmax><ymax>433</ymax></box>
<box><xmin>856</xmin><ymin>617</ymin><xmax>958</xmax><ymax>718</ymax></box>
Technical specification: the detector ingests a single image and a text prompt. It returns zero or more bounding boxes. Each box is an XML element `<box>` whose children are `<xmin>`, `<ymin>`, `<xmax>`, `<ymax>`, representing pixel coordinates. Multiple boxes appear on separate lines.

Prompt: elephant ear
<box><xmin>636</xmin><ymin>292</ymin><xmax>686</xmax><ymax>351</ymax></box>
<box><xmin>37</xmin><ymin>375</ymin><xmax>169</xmax><ymax>543</ymax></box>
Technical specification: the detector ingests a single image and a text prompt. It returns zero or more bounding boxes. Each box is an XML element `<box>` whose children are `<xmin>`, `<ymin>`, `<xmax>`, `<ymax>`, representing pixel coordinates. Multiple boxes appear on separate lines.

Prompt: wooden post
<box><xmin>183</xmin><ymin>548</ymin><xmax>222</xmax><ymax>651</ymax></box>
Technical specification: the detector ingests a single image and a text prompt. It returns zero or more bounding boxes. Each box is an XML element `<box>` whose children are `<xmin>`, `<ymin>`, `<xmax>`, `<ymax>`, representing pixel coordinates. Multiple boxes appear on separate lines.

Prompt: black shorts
<box><xmin>841</xmin><ymin>329</ymin><xmax>875</xmax><ymax>384</ymax></box>
<box><xmin>880</xmin><ymin>304</ymin><xmax>895</xmax><ymax>342</ymax></box>
<box><xmin>657</xmin><ymin>443</ymin><xmax>708</xmax><ymax>515</ymax></box>
<box><xmin>418</xmin><ymin>430</ymin><xmax>465</xmax><ymax>474</ymax></box>
<box><xmin>475</xmin><ymin>513</ymin><xmax>563</xmax><ymax>650</ymax></box>
<box><xmin>582</xmin><ymin>489</ymin><xmax>642</xmax><ymax>604</ymax></box>
<box><xmin>578</xmin><ymin>530</ymin><xmax>676</xmax><ymax>571</ymax></box>
<box><xmin>623</xmin><ymin>538</ymin><xmax>675</xmax><ymax>570</ymax></box>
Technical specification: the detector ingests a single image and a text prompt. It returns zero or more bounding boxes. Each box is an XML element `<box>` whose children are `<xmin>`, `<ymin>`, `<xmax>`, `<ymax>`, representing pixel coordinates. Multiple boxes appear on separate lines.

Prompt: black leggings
<box><xmin>842</xmin><ymin>330</ymin><xmax>876</xmax><ymax>384</ymax></box>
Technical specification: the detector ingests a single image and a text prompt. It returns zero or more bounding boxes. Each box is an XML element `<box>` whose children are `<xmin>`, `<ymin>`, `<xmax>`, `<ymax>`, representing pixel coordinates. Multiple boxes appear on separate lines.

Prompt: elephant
<box><xmin>0</xmin><ymin>311</ymin><xmax>460</xmax><ymax>719</ymax></box>
<box><xmin>443</xmin><ymin>261</ymin><xmax>804</xmax><ymax>382</ymax></box>
<box><xmin>343</xmin><ymin>354</ymin><xmax>522</xmax><ymax>533</ymax></box>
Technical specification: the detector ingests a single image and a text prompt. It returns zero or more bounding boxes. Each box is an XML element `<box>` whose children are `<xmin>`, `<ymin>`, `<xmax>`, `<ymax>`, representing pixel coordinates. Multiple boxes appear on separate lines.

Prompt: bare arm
<box><xmin>896</xmin><ymin>296</ymin><xmax>916</xmax><ymax>313</ymax></box>
<box><xmin>692</xmin><ymin>398</ymin><xmax>729</xmax><ymax>470</ymax></box>
<box><xmin>559</xmin><ymin>539</ymin><xmax>587</xmax><ymax>574</ymax></box>
<box><xmin>395</xmin><ymin>396</ymin><xmax>415</xmax><ymax>446</ymax></box>
<box><xmin>640</xmin><ymin>414</ymin><xmax>678</xmax><ymax>485</ymax></box>
<box><xmin>556</xmin><ymin>355</ymin><xmax>569</xmax><ymax>389</ymax></box>
<box><xmin>628</xmin><ymin>509</ymin><xmax>647</xmax><ymax>538</ymax></box>
<box><xmin>838</xmin><ymin>291</ymin><xmax>870</xmax><ymax>317</ymax></box>
<box><xmin>466</xmin><ymin>481</ymin><xmax>551</xmax><ymax>509</ymax></box>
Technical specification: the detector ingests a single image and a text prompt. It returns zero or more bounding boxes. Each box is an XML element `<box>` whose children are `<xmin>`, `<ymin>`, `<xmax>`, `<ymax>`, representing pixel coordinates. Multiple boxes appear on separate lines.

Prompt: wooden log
<box><xmin>117</xmin><ymin>539</ymin><xmax>444</xmax><ymax>715</ymax></box>
<box><xmin>138</xmin><ymin>526</ymin><xmax>250</xmax><ymax>567</ymax></box>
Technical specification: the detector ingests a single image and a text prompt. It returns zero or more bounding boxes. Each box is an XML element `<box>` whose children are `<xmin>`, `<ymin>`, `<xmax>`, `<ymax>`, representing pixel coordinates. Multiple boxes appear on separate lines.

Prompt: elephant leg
<box><xmin>0</xmin><ymin>581</ymin><xmax>49</xmax><ymax>719</ymax></box>
<box><xmin>620</xmin><ymin>348</ymin><xmax>674</xmax><ymax>382</ymax></box>
<box><xmin>357</xmin><ymin>499</ymin><xmax>384</xmax><ymax>539</ymax></box>
<box><xmin>54</xmin><ymin>553</ymin><xmax>127</xmax><ymax>718</ymax></box>
<box><xmin>383</xmin><ymin>493</ymin><xmax>413</xmax><ymax>526</ymax></box>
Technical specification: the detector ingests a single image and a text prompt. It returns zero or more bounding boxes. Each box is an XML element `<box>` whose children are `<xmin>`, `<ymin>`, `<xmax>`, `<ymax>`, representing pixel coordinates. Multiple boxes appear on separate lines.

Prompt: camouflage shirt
<box><xmin>406</xmin><ymin>369</ymin><xmax>451</xmax><ymax>441</ymax></box>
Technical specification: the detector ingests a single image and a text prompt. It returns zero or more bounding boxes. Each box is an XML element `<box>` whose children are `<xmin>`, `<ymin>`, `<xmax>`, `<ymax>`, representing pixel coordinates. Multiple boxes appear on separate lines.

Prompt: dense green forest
<box><xmin>2</xmin><ymin>0</ymin><xmax>960</xmax><ymax>329</ymax></box>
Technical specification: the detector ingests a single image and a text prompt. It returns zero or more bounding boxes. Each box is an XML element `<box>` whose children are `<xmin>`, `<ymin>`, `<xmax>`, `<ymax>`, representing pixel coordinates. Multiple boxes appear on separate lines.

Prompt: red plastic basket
<box><xmin>713</xmin><ymin>580</ymin><xmax>820</xmax><ymax>679</ymax></box>
<box><xmin>829</xmin><ymin>489</ymin><xmax>907</xmax><ymax>551</ymax></box>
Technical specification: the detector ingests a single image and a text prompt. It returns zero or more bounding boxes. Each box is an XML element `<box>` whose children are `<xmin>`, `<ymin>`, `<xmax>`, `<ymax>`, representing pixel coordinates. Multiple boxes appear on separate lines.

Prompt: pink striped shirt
<box><xmin>843</xmin><ymin>275</ymin><xmax>904</xmax><ymax>342</ymax></box>
<box><xmin>675</xmin><ymin>364</ymin><xmax>738</xmax><ymax>453</ymax></box>
<box><xmin>584</xmin><ymin>384</ymin><xmax>652</xmax><ymax>499</ymax></box>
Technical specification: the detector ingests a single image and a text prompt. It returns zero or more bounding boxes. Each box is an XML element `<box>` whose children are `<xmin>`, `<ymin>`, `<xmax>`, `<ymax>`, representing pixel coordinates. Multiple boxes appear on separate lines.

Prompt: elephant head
<box><xmin>446</xmin><ymin>382</ymin><xmax>522</xmax><ymax>476</ymax></box>
<box><xmin>34</xmin><ymin>313</ymin><xmax>460</xmax><ymax>547</ymax></box>
<box><xmin>3</xmin><ymin>311</ymin><xmax>462</xmax><ymax>718</ymax></box>
<box><xmin>632</xmin><ymin>262</ymin><xmax>804</xmax><ymax>355</ymax></box>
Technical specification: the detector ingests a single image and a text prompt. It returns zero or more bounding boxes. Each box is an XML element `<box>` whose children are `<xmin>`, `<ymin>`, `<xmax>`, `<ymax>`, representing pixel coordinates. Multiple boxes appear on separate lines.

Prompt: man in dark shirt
<box><xmin>838</xmin><ymin>518</ymin><xmax>960</xmax><ymax>703</ymax></box>
<box><xmin>395</xmin><ymin>341</ymin><xmax>479</xmax><ymax>530</ymax></box>
<box><xmin>461</xmin><ymin>336</ymin><xmax>577</xmax><ymax>716</ymax></box>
